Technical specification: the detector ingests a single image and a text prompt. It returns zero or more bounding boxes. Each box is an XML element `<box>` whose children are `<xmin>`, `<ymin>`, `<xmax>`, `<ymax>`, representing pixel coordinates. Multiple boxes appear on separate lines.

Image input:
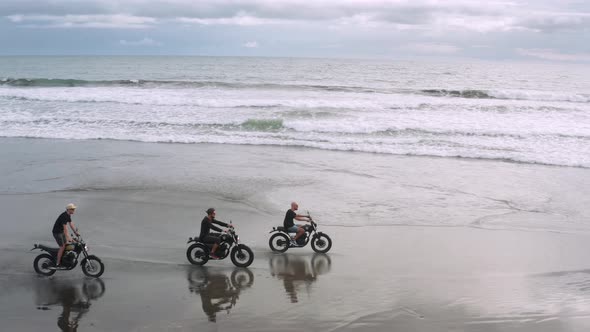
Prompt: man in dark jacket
<box><xmin>199</xmin><ymin>208</ymin><xmax>231</xmax><ymax>259</ymax></box>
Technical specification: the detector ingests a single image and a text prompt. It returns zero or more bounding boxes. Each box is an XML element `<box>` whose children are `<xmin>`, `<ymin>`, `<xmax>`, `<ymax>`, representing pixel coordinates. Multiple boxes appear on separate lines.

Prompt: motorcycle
<box><xmin>268</xmin><ymin>213</ymin><xmax>332</xmax><ymax>253</ymax></box>
<box><xmin>186</xmin><ymin>222</ymin><xmax>254</xmax><ymax>268</ymax></box>
<box><xmin>32</xmin><ymin>235</ymin><xmax>105</xmax><ymax>278</ymax></box>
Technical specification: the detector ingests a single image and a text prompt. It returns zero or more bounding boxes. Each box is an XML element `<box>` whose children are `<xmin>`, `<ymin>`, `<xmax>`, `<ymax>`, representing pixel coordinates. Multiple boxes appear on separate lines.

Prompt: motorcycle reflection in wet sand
<box><xmin>34</xmin><ymin>277</ymin><xmax>106</xmax><ymax>332</ymax></box>
<box><xmin>187</xmin><ymin>266</ymin><xmax>254</xmax><ymax>322</ymax></box>
<box><xmin>269</xmin><ymin>253</ymin><xmax>332</xmax><ymax>303</ymax></box>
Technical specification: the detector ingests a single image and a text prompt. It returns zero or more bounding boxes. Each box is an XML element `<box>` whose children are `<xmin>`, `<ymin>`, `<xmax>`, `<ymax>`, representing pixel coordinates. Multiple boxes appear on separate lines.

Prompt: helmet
<box><xmin>206</xmin><ymin>208</ymin><xmax>215</xmax><ymax>215</ymax></box>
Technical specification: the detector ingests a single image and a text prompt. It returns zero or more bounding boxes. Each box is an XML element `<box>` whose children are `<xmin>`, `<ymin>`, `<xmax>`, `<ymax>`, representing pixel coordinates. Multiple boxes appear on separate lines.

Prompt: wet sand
<box><xmin>2</xmin><ymin>225</ymin><xmax>590</xmax><ymax>331</ymax></box>
<box><xmin>1</xmin><ymin>138</ymin><xmax>590</xmax><ymax>331</ymax></box>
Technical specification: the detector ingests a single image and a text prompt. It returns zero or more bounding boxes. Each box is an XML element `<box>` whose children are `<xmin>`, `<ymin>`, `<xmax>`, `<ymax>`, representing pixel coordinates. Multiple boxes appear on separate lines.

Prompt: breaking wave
<box><xmin>2</xmin><ymin>77</ymin><xmax>588</xmax><ymax>103</ymax></box>
<box><xmin>421</xmin><ymin>89</ymin><xmax>589</xmax><ymax>103</ymax></box>
<box><xmin>421</xmin><ymin>89</ymin><xmax>493</xmax><ymax>99</ymax></box>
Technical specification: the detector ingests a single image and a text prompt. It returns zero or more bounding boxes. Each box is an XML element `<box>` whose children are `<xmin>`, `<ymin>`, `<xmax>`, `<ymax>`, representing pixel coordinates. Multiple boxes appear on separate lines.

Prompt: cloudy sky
<box><xmin>0</xmin><ymin>0</ymin><xmax>589</xmax><ymax>62</ymax></box>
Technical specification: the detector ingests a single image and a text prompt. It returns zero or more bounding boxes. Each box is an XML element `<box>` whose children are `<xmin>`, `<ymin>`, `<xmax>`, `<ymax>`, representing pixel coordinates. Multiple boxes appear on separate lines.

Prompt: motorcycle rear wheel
<box><xmin>81</xmin><ymin>255</ymin><xmax>105</xmax><ymax>278</ymax></box>
<box><xmin>186</xmin><ymin>243</ymin><xmax>209</xmax><ymax>265</ymax></box>
<box><xmin>33</xmin><ymin>253</ymin><xmax>56</xmax><ymax>276</ymax></box>
<box><xmin>269</xmin><ymin>233</ymin><xmax>290</xmax><ymax>253</ymax></box>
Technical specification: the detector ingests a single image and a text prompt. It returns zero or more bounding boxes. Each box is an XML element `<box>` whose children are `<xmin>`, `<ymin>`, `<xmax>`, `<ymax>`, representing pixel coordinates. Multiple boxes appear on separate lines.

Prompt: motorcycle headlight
<box><xmin>84</xmin><ymin>245</ymin><xmax>88</xmax><ymax>250</ymax></box>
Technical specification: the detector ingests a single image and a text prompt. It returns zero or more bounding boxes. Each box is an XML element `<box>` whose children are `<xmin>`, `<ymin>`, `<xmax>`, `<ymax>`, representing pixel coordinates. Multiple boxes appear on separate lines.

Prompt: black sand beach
<box><xmin>1</xmin><ymin>138</ymin><xmax>590</xmax><ymax>331</ymax></box>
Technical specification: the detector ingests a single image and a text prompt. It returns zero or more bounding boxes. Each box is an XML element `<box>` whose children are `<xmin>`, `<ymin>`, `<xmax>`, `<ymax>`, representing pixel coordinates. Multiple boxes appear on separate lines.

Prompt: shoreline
<box><xmin>1</xmin><ymin>136</ymin><xmax>587</xmax><ymax>170</ymax></box>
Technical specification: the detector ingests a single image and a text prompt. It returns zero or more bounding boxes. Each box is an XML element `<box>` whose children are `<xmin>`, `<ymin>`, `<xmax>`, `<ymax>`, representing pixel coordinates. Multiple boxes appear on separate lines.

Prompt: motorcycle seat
<box><xmin>276</xmin><ymin>226</ymin><xmax>287</xmax><ymax>232</ymax></box>
<box><xmin>36</xmin><ymin>244</ymin><xmax>59</xmax><ymax>252</ymax></box>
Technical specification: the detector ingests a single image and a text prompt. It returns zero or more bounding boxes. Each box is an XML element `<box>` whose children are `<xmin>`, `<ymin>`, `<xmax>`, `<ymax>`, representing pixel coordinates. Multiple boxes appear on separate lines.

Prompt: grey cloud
<box><xmin>0</xmin><ymin>0</ymin><xmax>111</xmax><ymax>16</ymax></box>
<box><xmin>516</xmin><ymin>13</ymin><xmax>590</xmax><ymax>32</ymax></box>
<box><xmin>517</xmin><ymin>48</ymin><xmax>590</xmax><ymax>61</ymax></box>
<box><xmin>242</xmin><ymin>41</ymin><xmax>258</xmax><ymax>48</ymax></box>
<box><xmin>372</xmin><ymin>2</ymin><xmax>510</xmax><ymax>25</ymax></box>
<box><xmin>2</xmin><ymin>0</ymin><xmax>590</xmax><ymax>35</ymax></box>
<box><xmin>6</xmin><ymin>14</ymin><xmax>156</xmax><ymax>29</ymax></box>
<box><xmin>0</xmin><ymin>1</ymin><xmax>567</xmax><ymax>20</ymax></box>
<box><xmin>120</xmin><ymin>37</ymin><xmax>162</xmax><ymax>46</ymax></box>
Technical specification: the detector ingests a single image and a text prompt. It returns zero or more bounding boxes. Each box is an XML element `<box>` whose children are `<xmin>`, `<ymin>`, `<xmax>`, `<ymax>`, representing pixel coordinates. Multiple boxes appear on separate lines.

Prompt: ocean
<box><xmin>1</xmin><ymin>56</ymin><xmax>589</xmax><ymax>168</ymax></box>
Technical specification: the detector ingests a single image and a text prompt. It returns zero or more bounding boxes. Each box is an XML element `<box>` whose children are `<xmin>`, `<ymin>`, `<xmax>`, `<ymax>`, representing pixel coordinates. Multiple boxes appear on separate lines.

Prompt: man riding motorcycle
<box><xmin>199</xmin><ymin>208</ymin><xmax>232</xmax><ymax>259</ymax></box>
<box><xmin>283</xmin><ymin>202</ymin><xmax>312</xmax><ymax>246</ymax></box>
<box><xmin>50</xmin><ymin>203</ymin><xmax>80</xmax><ymax>269</ymax></box>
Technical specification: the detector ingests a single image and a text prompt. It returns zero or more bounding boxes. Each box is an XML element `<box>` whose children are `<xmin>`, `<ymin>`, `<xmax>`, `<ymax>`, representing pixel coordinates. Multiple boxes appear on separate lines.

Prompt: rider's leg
<box><xmin>210</xmin><ymin>235</ymin><xmax>221</xmax><ymax>258</ymax></box>
<box><xmin>294</xmin><ymin>226</ymin><xmax>304</xmax><ymax>241</ymax></box>
<box><xmin>56</xmin><ymin>244</ymin><xmax>65</xmax><ymax>265</ymax></box>
<box><xmin>53</xmin><ymin>232</ymin><xmax>66</xmax><ymax>266</ymax></box>
<box><xmin>287</xmin><ymin>226</ymin><xmax>299</xmax><ymax>243</ymax></box>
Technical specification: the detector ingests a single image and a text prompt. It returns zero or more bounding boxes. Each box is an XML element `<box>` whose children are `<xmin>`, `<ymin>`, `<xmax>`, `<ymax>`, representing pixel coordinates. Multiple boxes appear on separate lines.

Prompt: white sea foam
<box><xmin>488</xmin><ymin>89</ymin><xmax>590</xmax><ymax>103</ymax></box>
<box><xmin>1</xmin><ymin>58</ymin><xmax>589</xmax><ymax>168</ymax></box>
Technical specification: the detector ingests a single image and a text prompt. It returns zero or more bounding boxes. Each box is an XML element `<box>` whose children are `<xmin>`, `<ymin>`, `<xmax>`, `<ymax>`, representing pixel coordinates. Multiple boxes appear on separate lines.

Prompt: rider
<box><xmin>51</xmin><ymin>203</ymin><xmax>80</xmax><ymax>268</ymax></box>
<box><xmin>199</xmin><ymin>208</ymin><xmax>231</xmax><ymax>260</ymax></box>
<box><xmin>284</xmin><ymin>202</ymin><xmax>311</xmax><ymax>246</ymax></box>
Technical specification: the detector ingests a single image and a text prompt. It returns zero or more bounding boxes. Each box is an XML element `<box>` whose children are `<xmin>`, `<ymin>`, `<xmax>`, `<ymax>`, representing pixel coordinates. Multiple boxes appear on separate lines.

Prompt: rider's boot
<box><xmin>48</xmin><ymin>262</ymin><xmax>63</xmax><ymax>270</ymax></box>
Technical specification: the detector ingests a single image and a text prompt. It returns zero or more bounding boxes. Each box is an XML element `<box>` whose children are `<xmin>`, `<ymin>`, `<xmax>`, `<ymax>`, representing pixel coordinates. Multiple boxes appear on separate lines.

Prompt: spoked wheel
<box><xmin>81</xmin><ymin>255</ymin><xmax>105</xmax><ymax>278</ymax></box>
<box><xmin>231</xmin><ymin>267</ymin><xmax>254</xmax><ymax>288</ymax></box>
<box><xmin>187</xmin><ymin>267</ymin><xmax>208</xmax><ymax>293</ymax></box>
<box><xmin>269</xmin><ymin>254</ymin><xmax>288</xmax><ymax>273</ymax></box>
<box><xmin>230</xmin><ymin>245</ymin><xmax>254</xmax><ymax>267</ymax></box>
<box><xmin>269</xmin><ymin>233</ymin><xmax>290</xmax><ymax>253</ymax></box>
<box><xmin>33</xmin><ymin>253</ymin><xmax>56</xmax><ymax>276</ymax></box>
<box><xmin>186</xmin><ymin>243</ymin><xmax>209</xmax><ymax>265</ymax></box>
<box><xmin>311</xmin><ymin>233</ymin><xmax>332</xmax><ymax>253</ymax></box>
<box><xmin>311</xmin><ymin>253</ymin><xmax>332</xmax><ymax>275</ymax></box>
<box><xmin>83</xmin><ymin>278</ymin><xmax>106</xmax><ymax>299</ymax></box>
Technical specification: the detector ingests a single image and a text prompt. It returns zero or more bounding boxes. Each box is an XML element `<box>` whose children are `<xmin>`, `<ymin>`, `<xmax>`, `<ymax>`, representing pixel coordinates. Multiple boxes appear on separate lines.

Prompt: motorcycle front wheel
<box><xmin>83</xmin><ymin>278</ymin><xmax>106</xmax><ymax>299</ymax></box>
<box><xmin>230</xmin><ymin>244</ymin><xmax>254</xmax><ymax>267</ymax></box>
<box><xmin>311</xmin><ymin>233</ymin><xmax>332</xmax><ymax>253</ymax></box>
<box><xmin>231</xmin><ymin>267</ymin><xmax>254</xmax><ymax>288</ymax></box>
<box><xmin>33</xmin><ymin>253</ymin><xmax>56</xmax><ymax>276</ymax></box>
<box><xmin>186</xmin><ymin>243</ymin><xmax>209</xmax><ymax>265</ymax></box>
<box><xmin>269</xmin><ymin>233</ymin><xmax>290</xmax><ymax>253</ymax></box>
<box><xmin>311</xmin><ymin>253</ymin><xmax>332</xmax><ymax>275</ymax></box>
<box><xmin>81</xmin><ymin>255</ymin><xmax>105</xmax><ymax>278</ymax></box>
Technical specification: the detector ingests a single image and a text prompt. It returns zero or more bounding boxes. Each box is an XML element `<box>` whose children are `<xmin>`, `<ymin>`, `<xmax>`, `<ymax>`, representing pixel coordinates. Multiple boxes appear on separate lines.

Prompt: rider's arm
<box><xmin>295</xmin><ymin>214</ymin><xmax>311</xmax><ymax>222</ymax></box>
<box><xmin>212</xmin><ymin>219</ymin><xmax>229</xmax><ymax>228</ymax></box>
<box><xmin>69</xmin><ymin>221</ymin><xmax>79</xmax><ymax>236</ymax></box>
<box><xmin>63</xmin><ymin>224</ymin><xmax>72</xmax><ymax>242</ymax></box>
<box><xmin>209</xmin><ymin>223</ymin><xmax>224</xmax><ymax>233</ymax></box>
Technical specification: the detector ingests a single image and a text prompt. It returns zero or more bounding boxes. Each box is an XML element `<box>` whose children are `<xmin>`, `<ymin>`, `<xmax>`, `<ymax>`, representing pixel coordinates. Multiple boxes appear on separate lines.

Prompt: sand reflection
<box><xmin>269</xmin><ymin>253</ymin><xmax>332</xmax><ymax>303</ymax></box>
<box><xmin>33</xmin><ymin>277</ymin><xmax>106</xmax><ymax>332</ymax></box>
<box><xmin>186</xmin><ymin>266</ymin><xmax>254</xmax><ymax>322</ymax></box>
